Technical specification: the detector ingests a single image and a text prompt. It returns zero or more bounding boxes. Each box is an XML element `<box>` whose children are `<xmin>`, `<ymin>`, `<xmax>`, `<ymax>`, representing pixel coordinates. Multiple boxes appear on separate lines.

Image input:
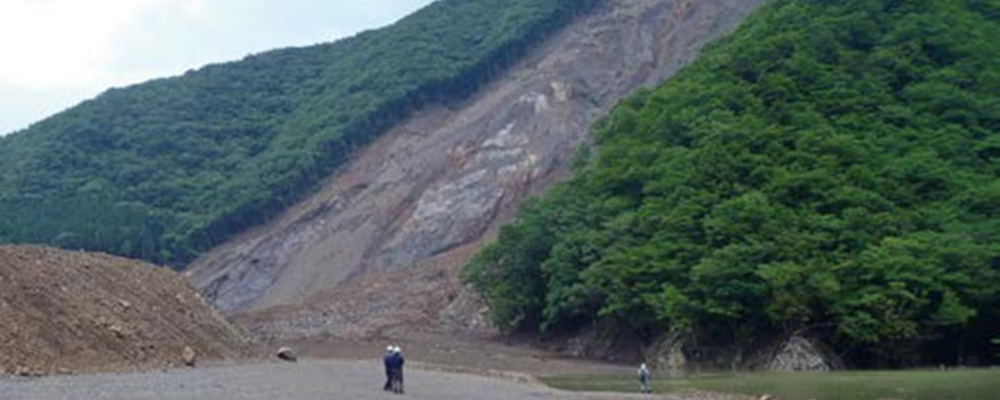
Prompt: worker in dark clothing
<box><xmin>383</xmin><ymin>346</ymin><xmax>395</xmax><ymax>392</ymax></box>
<box><xmin>390</xmin><ymin>346</ymin><xmax>405</xmax><ymax>394</ymax></box>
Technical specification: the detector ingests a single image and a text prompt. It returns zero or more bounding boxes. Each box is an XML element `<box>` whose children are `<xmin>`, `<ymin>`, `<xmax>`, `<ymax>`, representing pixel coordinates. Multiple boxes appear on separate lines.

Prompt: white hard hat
<box><xmin>387</xmin><ymin>345</ymin><xmax>393</xmax><ymax>352</ymax></box>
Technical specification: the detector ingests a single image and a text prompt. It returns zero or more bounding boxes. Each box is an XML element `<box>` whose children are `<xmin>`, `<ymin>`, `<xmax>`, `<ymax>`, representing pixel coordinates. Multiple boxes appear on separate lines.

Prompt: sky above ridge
<box><xmin>0</xmin><ymin>0</ymin><xmax>436</xmax><ymax>135</ymax></box>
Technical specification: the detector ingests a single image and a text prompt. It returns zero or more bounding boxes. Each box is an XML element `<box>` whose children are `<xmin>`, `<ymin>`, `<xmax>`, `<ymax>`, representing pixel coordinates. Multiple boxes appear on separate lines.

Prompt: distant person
<box><xmin>390</xmin><ymin>346</ymin><xmax>405</xmax><ymax>394</ymax></box>
<box><xmin>383</xmin><ymin>345</ymin><xmax>395</xmax><ymax>392</ymax></box>
<box><xmin>638</xmin><ymin>363</ymin><xmax>651</xmax><ymax>394</ymax></box>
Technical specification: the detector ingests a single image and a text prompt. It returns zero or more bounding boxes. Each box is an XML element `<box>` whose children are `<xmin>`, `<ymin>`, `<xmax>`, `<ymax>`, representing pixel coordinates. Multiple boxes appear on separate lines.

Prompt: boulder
<box><xmin>182</xmin><ymin>346</ymin><xmax>197</xmax><ymax>367</ymax></box>
<box><xmin>277</xmin><ymin>347</ymin><xmax>298</xmax><ymax>362</ymax></box>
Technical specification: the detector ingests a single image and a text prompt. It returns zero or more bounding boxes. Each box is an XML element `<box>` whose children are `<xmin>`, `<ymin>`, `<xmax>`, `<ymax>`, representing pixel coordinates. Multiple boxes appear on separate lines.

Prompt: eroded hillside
<box><xmin>189</xmin><ymin>0</ymin><xmax>767</xmax><ymax>317</ymax></box>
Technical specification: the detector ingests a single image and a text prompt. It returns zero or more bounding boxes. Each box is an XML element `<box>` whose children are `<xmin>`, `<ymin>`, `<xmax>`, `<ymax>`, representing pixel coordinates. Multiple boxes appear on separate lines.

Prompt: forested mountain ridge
<box><xmin>187</xmin><ymin>0</ymin><xmax>767</xmax><ymax>312</ymax></box>
<box><xmin>465</xmin><ymin>0</ymin><xmax>1000</xmax><ymax>367</ymax></box>
<box><xmin>0</xmin><ymin>0</ymin><xmax>598</xmax><ymax>266</ymax></box>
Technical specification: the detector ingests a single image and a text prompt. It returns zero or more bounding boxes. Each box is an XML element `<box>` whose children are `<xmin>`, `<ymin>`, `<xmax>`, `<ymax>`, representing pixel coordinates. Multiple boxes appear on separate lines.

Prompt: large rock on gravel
<box><xmin>182</xmin><ymin>347</ymin><xmax>198</xmax><ymax>367</ymax></box>
<box><xmin>276</xmin><ymin>347</ymin><xmax>298</xmax><ymax>362</ymax></box>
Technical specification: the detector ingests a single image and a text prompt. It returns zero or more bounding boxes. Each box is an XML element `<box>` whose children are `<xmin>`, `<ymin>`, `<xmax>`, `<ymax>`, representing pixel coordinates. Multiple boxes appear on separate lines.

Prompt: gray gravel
<box><xmin>0</xmin><ymin>359</ymin><xmax>672</xmax><ymax>400</ymax></box>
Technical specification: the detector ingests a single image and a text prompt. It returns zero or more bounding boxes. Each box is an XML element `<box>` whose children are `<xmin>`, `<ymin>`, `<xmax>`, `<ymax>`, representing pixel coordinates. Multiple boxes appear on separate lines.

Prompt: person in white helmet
<box><xmin>390</xmin><ymin>346</ymin><xmax>405</xmax><ymax>394</ymax></box>
<box><xmin>383</xmin><ymin>345</ymin><xmax>395</xmax><ymax>392</ymax></box>
<box><xmin>638</xmin><ymin>362</ymin><xmax>651</xmax><ymax>393</ymax></box>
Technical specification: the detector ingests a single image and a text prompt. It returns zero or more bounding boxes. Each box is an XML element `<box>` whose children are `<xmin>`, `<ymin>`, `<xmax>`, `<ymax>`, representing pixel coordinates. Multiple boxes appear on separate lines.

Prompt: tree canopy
<box><xmin>464</xmin><ymin>0</ymin><xmax>1000</xmax><ymax>367</ymax></box>
<box><xmin>0</xmin><ymin>0</ymin><xmax>598</xmax><ymax>265</ymax></box>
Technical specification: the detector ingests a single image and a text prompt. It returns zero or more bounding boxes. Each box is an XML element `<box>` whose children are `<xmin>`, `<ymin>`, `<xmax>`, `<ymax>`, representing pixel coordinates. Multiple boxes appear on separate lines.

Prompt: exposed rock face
<box><xmin>562</xmin><ymin>321</ymin><xmax>642</xmax><ymax>363</ymax></box>
<box><xmin>648</xmin><ymin>333</ymin><xmax>689</xmax><ymax>375</ymax></box>
<box><xmin>187</xmin><ymin>0</ymin><xmax>768</xmax><ymax>314</ymax></box>
<box><xmin>765</xmin><ymin>336</ymin><xmax>841</xmax><ymax>372</ymax></box>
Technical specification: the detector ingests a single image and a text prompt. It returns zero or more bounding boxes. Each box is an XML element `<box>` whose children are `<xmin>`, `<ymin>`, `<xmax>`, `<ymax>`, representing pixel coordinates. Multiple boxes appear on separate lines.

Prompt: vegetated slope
<box><xmin>188</xmin><ymin>0</ymin><xmax>766</xmax><ymax>313</ymax></box>
<box><xmin>465</xmin><ymin>0</ymin><xmax>1000</xmax><ymax>368</ymax></box>
<box><xmin>0</xmin><ymin>246</ymin><xmax>246</xmax><ymax>375</ymax></box>
<box><xmin>0</xmin><ymin>0</ymin><xmax>596</xmax><ymax>266</ymax></box>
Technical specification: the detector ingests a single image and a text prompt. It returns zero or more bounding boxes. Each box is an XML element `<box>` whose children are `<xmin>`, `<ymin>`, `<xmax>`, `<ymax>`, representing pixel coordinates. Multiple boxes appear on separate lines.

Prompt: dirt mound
<box><xmin>0</xmin><ymin>246</ymin><xmax>247</xmax><ymax>376</ymax></box>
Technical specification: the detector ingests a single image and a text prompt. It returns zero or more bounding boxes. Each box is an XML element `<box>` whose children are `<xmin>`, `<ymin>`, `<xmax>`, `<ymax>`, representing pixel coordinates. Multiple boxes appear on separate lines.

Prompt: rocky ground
<box><xmin>0</xmin><ymin>246</ymin><xmax>248</xmax><ymax>376</ymax></box>
<box><xmin>0</xmin><ymin>359</ymin><xmax>753</xmax><ymax>400</ymax></box>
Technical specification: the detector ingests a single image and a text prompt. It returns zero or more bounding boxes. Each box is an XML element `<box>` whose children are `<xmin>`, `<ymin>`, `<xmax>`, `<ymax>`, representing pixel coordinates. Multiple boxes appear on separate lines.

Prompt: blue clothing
<box><xmin>385</xmin><ymin>352</ymin><xmax>405</xmax><ymax>393</ymax></box>
<box><xmin>383</xmin><ymin>352</ymin><xmax>395</xmax><ymax>391</ymax></box>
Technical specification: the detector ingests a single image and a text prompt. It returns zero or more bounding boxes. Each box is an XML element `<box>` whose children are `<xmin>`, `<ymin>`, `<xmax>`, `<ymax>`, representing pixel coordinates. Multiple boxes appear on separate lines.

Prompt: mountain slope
<box><xmin>464</xmin><ymin>0</ymin><xmax>1000</xmax><ymax>367</ymax></box>
<box><xmin>0</xmin><ymin>246</ymin><xmax>246</xmax><ymax>375</ymax></box>
<box><xmin>188</xmin><ymin>0</ymin><xmax>767</xmax><ymax>312</ymax></box>
<box><xmin>0</xmin><ymin>0</ymin><xmax>596</xmax><ymax>266</ymax></box>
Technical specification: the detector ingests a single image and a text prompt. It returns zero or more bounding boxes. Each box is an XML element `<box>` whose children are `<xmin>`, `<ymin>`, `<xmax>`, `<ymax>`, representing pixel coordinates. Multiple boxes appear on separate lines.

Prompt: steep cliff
<box><xmin>189</xmin><ymin>0</ymin><xmax>767</xmax><ymax>315</ymax></box>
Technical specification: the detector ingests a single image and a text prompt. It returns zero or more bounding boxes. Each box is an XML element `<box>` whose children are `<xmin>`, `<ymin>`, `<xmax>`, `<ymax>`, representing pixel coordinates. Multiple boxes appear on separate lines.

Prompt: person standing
<box><xmin>383</xmin><ymin>345</ymin><xmax>395</xmax><ymax>392</ymax></box>
<box><xmin>638</xmin><ymin>363</ymin><xmax>651</xmax><ymax>394</ymax></box>
<box><xmin>391</xmin><ymin>346</ymin><xmax>406</xmax><ymax>394</ymax></box>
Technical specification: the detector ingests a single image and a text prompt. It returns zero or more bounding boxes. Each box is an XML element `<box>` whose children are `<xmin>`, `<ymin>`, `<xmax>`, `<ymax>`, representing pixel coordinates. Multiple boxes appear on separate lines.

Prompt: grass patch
<box><xmin>540</xmin><ymin>369</ymin><xmax>1000</xmax><ymax>400</ymax></box>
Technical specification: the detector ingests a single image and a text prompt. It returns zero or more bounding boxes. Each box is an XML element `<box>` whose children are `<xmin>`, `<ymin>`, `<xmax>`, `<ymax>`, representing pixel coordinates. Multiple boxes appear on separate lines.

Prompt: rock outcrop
<box><xmin>648</xmin><ymin>332</ymin><xmax>690</xmax><ymax>375</ymax></box>
<box><xmin>765</xmin><ymin>336</ymin><xmax>841</xmax><ymax>372</ymax></box>
<box><xmin>187</xmin><ymin>0</ymin><xmax>768</xmax><ymax>320</ymax></box>
<box><xmin>561</xmin><ymin>321</ymin><xmax>642</xmax><ymax>363</ymax></box>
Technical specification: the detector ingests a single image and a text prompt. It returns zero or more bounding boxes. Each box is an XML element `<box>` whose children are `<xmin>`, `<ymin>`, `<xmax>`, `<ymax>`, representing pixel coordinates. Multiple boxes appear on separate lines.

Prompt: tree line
<box><xmin>464</xmin><ymin>0</ymin><xmax>1000</xmax><ymax>367</ymax></box>
<box><xmin>0</xmin><ymin>0</ymin><xmax>600</xmax><ymax>266</ymax></box>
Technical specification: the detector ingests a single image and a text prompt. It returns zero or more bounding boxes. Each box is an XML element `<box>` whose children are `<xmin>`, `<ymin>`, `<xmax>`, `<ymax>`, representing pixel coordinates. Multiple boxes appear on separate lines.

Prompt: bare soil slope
<box><xmin>189</xmin><ymin>0</ymin><xmax>767</xmax><ymax>315</ymax></box>
<box><xmin>0</xmin><ymin>246</ymin><xmax>247</xmax><ymax>376</ymax></box>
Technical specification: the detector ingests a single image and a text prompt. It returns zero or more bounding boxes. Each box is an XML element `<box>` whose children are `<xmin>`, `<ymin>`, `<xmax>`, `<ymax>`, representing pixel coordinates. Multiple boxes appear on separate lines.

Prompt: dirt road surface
<box><xmin>0</xmin><ymin>359</ymin><xmax>744</xmax><ymax>400</ymax></box>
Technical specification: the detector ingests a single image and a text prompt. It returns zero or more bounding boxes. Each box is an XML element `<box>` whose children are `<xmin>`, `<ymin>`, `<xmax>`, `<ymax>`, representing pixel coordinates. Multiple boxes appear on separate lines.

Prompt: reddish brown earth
<box><xmin>0</xmin><ymin>246</ymin><xmax>248</xmax><ymax>376</ymax></box>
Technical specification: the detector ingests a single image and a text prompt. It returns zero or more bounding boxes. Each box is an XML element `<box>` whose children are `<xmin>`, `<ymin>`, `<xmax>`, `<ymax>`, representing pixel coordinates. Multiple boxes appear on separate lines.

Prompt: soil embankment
<box><xmin>0</xmin><ymin>246</ymin><xmax>247</xmax><ymax>376</ymax></box>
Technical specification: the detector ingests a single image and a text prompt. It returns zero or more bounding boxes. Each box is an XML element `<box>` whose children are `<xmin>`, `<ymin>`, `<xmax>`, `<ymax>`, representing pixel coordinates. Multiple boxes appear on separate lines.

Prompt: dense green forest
<box><xmin>0</xmin><ymin>0</ymin><xmax>599</xmax><ymax>265</ymax></box>
<box><xmin>464</xmin><ymin>0</ymin><xmax>1000</xmax><ymax>367</ymax></box>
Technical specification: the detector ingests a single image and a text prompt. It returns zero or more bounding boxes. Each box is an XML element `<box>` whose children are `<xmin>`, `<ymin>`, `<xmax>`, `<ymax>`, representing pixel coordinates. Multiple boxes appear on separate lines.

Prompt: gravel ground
<box><xmin>0</xmin><ymin>359</ymin><xmax>703</xmax><ymax>400</ymax></box>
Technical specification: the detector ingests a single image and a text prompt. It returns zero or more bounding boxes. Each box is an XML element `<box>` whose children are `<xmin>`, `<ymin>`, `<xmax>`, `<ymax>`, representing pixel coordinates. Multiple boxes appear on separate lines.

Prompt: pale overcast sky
<box><xmin>0</xmin><ymin>0</ymin><xmax>436</xmax><ymax>135</ymax></box>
